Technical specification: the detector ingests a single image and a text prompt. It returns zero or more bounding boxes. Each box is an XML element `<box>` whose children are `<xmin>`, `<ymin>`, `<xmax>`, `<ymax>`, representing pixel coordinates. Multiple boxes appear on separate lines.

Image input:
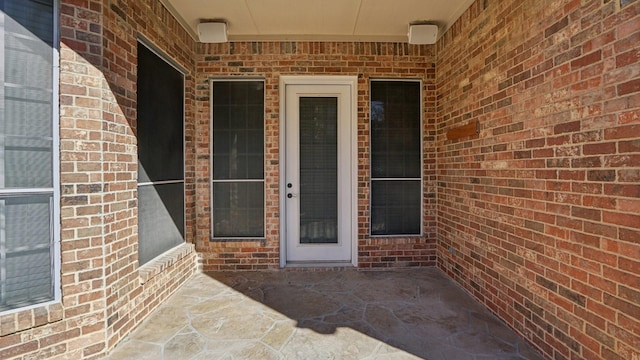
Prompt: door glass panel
<box><xmin>299</xmin><ymin>97</ymin><xmax>338</xmax><ymax>244</ymax></box>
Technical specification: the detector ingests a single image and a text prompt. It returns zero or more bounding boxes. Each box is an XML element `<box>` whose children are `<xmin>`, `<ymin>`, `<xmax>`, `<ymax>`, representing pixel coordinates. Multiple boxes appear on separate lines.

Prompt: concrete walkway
<box><xmin>105</xmin><ymin>268</ymin><xmax>544</xmax><ymax>359</ymax></box>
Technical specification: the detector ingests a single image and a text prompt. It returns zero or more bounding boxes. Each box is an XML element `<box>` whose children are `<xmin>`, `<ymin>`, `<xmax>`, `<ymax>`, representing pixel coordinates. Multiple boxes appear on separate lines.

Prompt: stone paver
<box><xmin>105</xmin><ymin>268</ymin><xmax>545</xmax><ymax>360</ymax></box>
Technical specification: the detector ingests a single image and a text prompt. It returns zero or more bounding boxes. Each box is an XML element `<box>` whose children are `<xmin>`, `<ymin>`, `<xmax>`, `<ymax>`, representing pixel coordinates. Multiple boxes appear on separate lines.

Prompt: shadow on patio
<box><xmin>105</xmin><ymin>268</ymin><xmax>544</xmax><ymax>359</ymax></box>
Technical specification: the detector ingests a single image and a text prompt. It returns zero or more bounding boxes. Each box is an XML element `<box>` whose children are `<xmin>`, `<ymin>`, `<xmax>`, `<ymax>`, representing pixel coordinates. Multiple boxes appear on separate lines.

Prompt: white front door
<box><xmin>281</xmin><ymin>77</ymin><xmax>357</xmax><ymax>265</ymax></box>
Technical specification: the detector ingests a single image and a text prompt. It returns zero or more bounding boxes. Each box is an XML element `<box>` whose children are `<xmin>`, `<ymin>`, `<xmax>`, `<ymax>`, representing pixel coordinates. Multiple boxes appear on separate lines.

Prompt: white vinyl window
<box><xmin>210</xmin><ymin>79</ymin><xmax>265</xmax><ymax>238</ymax></box>
<box><xmin>370</xmin><ymin>80</ymin><xmax>422</xmax><ymax>236</ymax></box>
<box><xmin>0</xmin><ymin>0</ymin><xmax>59</xmax><ymax>312</ymax></box>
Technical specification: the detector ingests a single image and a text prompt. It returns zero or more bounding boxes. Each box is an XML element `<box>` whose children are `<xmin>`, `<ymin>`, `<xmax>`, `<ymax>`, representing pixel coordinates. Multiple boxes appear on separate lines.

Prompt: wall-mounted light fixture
<box><xmin>408</xmin><ymin>24</ymin><xmax>438</xmax><ymax>45</ymax></box>
<box><xmin>197</xmin><ymin>21</ymin><xmax>228</xmax><ymax>43</ymax></box>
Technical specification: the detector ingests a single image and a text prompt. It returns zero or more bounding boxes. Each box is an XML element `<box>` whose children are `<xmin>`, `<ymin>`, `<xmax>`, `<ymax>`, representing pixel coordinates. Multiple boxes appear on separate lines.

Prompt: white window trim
<box><xmin>0</xmin><ymin>0</ymin><xmax>61</xmax><ymax>315</ymax></box>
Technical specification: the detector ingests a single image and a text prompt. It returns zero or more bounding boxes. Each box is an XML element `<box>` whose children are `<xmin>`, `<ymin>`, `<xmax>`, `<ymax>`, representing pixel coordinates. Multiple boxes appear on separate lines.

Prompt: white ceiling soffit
<box><xmin>160</xmin><ymin>0</ymin><xmax>476</xmax><ymax>43</ymax></box>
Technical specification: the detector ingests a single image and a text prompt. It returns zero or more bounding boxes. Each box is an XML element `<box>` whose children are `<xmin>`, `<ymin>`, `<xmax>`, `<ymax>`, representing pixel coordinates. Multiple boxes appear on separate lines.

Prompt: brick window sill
<box><xmin>139</xmin><ymin>242</ymin><xmax>195</xmax><ymax>285</ymax></box>
<box><xmin>0</xmin><ymin>302</ymin><xmax>63</xmax><ymax>336</ymax></box>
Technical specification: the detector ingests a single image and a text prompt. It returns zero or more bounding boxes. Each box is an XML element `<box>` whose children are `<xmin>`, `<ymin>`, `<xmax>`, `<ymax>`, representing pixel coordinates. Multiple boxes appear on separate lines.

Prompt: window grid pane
<box><xmin>371</xmin><ymin>81</ymin><xmax>421</xmax><ymax>179</ymax></box>
<box><xmin>212</xmin><ymin>181</ymin><xmax>264</xmax><ymax>238</ymax></box>
<box><xmin>211</xmin><ymin>80</ymin><xmax>265</xmax><ymax>238</ymax></box>
<box><xmin>370</xmin><ymin>81</ymin><xmax>421</xmax><ymax>236</ymax></box>
<box><xmin>138</xmin><ymin>183</ymin><xmax>185</xmax><ymax>265</ymax></box>
<box><xmin>212</xmin><ymin>81</ymin><xmax>264</xmax><ymax>180</ymax></box>
<box><xmin>0</xmin><ymin>194</ymin><xmax>54</xmax><ymax>311</ymax></box>
<box><xmin>371</xmin><ymin>180</ymin><xmax>421</xmax><ymax>235</ymax></box>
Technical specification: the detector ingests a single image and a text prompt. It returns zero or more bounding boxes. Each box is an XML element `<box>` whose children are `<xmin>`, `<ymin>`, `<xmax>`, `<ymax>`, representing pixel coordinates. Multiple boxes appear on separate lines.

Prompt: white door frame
<box><xmin>279</xmin><ymin>75</ymin><xmax>358</xmax><ymax>268</ymax></box>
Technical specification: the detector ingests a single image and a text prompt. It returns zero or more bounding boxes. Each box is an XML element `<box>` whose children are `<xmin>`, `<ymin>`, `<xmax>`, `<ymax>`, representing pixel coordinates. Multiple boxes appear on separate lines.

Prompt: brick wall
<box><xmin>2</xmin><ymin>0</ymin><xmax>637</xmax><ymax>358</ymax></box>
<box><xmin>0</xmin><ymin>0</ymin><xmax>198</xmax><ymax>358</ymax></box>
<box><xmin>99</xmin><ymin>0</ymin><xmax>198</xmax><ymax>349</ymax></box>
<box><xmin>195</xmin><ymin>42</ymin><xmax>438</xmax><ymax>270</ymax></box>
<box><xmin>436</xmin><ymin>0</ymin><xmax>639</xmax><ymax>359</ymax></box>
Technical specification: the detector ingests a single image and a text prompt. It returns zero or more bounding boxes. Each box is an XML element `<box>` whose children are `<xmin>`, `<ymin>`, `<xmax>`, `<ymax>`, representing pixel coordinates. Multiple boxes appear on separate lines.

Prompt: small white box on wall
<box><xmin>197</xmin><ymin>22</ymin><xmax>228</xmax><ymax>43</ymax></box>
<box><xmin>408</xmin><ymin>24</ymin><xmax>438</xmax><ymax>45</ymax></box>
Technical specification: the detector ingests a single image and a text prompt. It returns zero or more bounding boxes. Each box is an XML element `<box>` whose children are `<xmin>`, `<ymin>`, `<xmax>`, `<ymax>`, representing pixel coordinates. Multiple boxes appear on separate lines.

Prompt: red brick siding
<box><xmin>195</xmin><ymin>42</ymin><xmax>438</xmax><ymax>270</ymax></box>
<box><xmin>100</xmin><ymin>0</ymin><xmax>198</xmax><ymax>349</ymax></box>
<box><xmin>437</xmin><ymin>0</ymin><xmax>639</xmax><ymax>359</ymax></box>
<box><xmin>2</xmin><ymin>0</ymin><xmax>637</xmax><ymax>358</ymax></box>
<box><xmin>0</xmin><ymin>0</ymin><xmax>198</xmax><ymax>358</ymax></box>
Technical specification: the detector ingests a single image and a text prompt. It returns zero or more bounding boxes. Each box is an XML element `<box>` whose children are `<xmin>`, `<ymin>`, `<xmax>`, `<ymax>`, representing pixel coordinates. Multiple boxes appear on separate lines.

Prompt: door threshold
<box><xmin>284</xmin><ymin>260</ymin><xmax>355</xmax><ymax>268</ymax></box>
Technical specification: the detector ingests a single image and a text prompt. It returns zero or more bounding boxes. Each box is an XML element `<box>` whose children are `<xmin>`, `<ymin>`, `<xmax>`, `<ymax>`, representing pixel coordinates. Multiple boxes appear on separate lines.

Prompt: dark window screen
<box><xmin>371</xmin><ymin>81</ymin><xmax>421</xmax><ymax>178</ymax></box>
<box><xmin>212</xmin><ymin>81</ymin><xmax>264</xmax><ymax>180</ymax></box>
<box><xmin>370</xmin><ymin>81</ymin><xmax>421</xmax><ymax>235</ymax></box>
<box><xmin>137</xmin><ymin>44</ymin><xmax>184</xmax><ymax>183</ymax></box>
<box><xmin>138</xmin><ymin>184</ymin><xmax>184</xmax><ymax>261</ymax></box>
<box><xmin>136</xmin><ymin>43</ymin><xmax>184</xmax><ymax>265</ymax></box>
<box><xmin>371</xmin><ymin>180</ymin><xmax>421</xmax><ymax>235</ymax></box>
<box><xmin>211</xmin><ymin>80</ymin><xmax>264</xmax><ymax>238</ymax></box>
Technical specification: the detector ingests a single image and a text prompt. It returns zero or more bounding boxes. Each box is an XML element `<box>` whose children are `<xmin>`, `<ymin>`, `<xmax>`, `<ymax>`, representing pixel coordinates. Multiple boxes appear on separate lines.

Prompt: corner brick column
<box><xmin>59</xmin><ymin>0</ymin><xmax>116</xmax><ymax>357</ymax></box>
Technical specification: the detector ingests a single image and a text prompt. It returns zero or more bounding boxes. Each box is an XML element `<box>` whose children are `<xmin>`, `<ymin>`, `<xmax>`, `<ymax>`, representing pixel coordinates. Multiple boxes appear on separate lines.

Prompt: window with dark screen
<box><xmin>136</xmin><ymin>42</ymin><xmax>185</xmax><ymax>265</ymax></box>
<box><xmin>370</xmin><ymin>80</ymin><xmax>422</xmax><ymax>236</ymax></box>
<box><xmin>211</xmin><ymin>80</ymin><xmax>265</xmax><ymax>238</ymax></box>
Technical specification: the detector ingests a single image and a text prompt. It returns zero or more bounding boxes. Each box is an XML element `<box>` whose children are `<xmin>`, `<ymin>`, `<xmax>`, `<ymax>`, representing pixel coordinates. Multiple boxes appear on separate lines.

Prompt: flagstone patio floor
<box><xmin>104</xmin><ymin>268</ymin><xmax>545</xmax><ymax>360</ymax></box>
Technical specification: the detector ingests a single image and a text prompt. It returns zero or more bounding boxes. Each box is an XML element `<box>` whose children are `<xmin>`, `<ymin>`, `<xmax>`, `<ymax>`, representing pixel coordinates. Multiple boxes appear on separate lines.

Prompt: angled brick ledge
<box><xmin>139</xmin><ymin>243</ymin><xmax>196</xmax><ymax>285</ymax></box>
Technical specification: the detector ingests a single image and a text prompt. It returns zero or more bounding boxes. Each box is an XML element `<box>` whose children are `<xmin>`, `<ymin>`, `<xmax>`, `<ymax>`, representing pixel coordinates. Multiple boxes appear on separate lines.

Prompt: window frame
<box><xmin>209</xmin><ymin>78</ymin><xmax>266</xmax><ymax>240</ymax></box>
<box><xmin>369</xmin><ymin>78</ymin><xmax>424</xmax><ymax>237</ymax></box>
<box><xmin>0</xmin><ymin>0</ymin><xmax>60</xmax><ymax>314</ymax></box>
<box><xmin>136</xmin><ymin>37</ymin><xmax>187</xmax><ymax>265</ymax></box>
